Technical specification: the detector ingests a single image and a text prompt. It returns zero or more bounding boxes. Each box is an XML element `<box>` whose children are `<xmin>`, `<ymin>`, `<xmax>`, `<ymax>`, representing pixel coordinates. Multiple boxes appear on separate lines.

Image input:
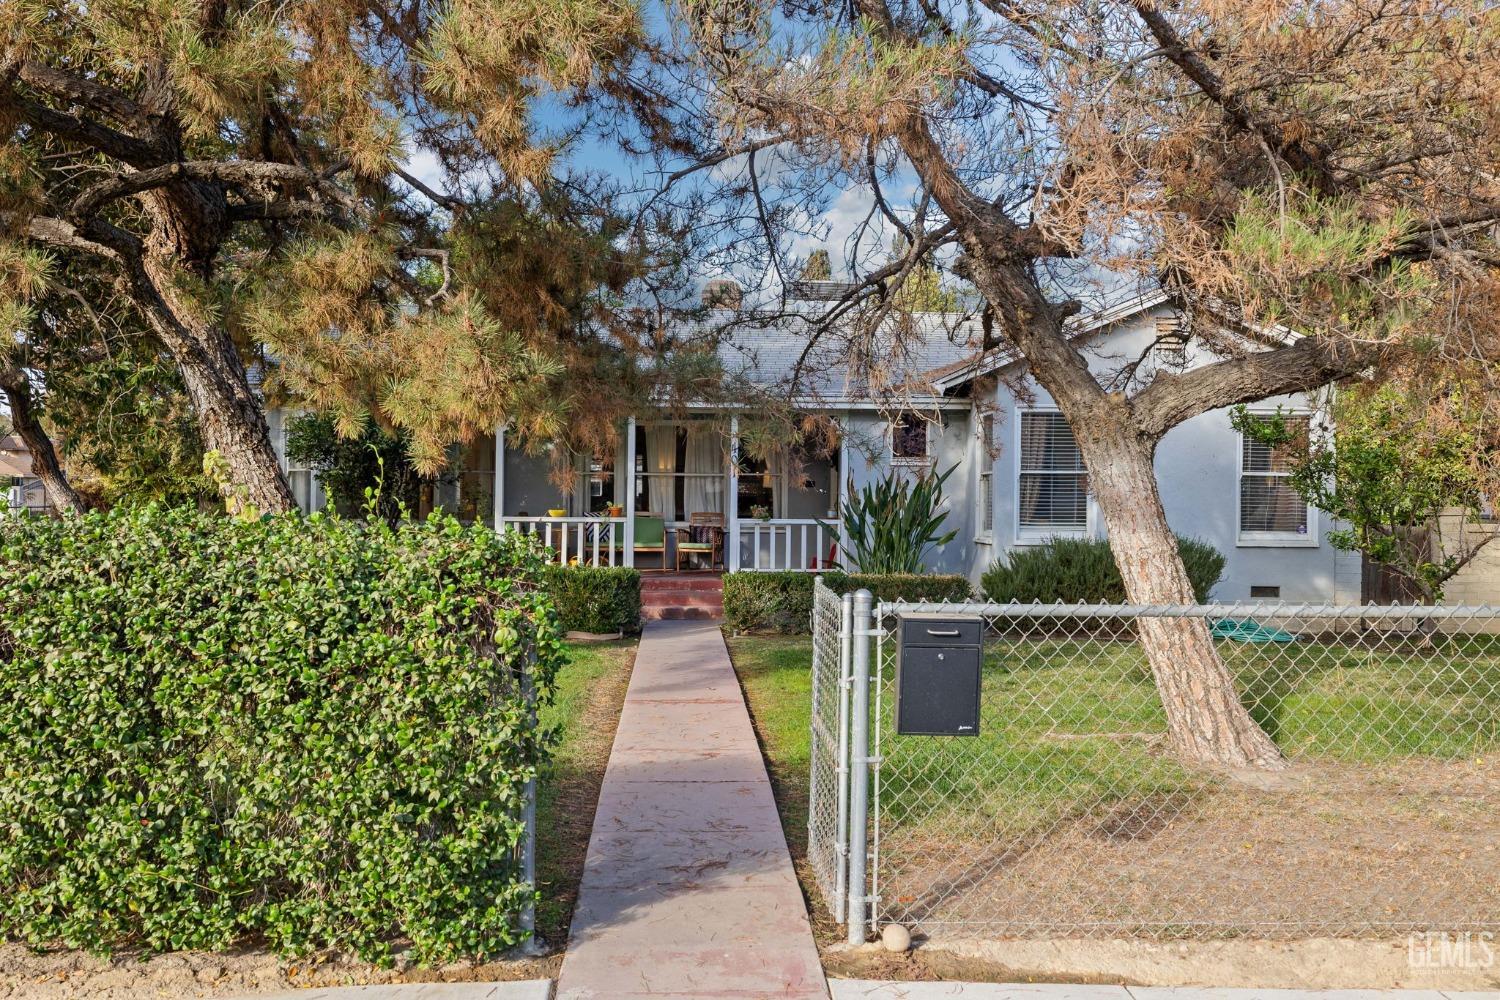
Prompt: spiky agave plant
<box><xmin>829</xmin><ymin>465</ymin><xmax>959</xmax><ymax>574</ymax></box>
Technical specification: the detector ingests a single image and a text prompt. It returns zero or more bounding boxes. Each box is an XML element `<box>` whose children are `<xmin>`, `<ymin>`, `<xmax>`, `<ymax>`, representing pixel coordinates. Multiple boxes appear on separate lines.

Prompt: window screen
<box><xmin>892</xmin><ymin>412</ymin><xmax>929</xmax><ymax>461</ymax></box>
<box><xmin>1018</xmin><ymin>411</ymin><xmax>1088</xmax><ymax>532</ymax></box>
<box><xmin>1239</xmin><ymin>417</ymin><xmax>1309</xmax><ymax>535</ymax></box>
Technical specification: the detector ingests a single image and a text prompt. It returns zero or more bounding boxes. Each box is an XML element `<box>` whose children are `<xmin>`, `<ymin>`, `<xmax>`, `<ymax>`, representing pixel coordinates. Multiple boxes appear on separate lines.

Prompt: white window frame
<box><xmin>1014</xmin><ymin>407</ymin><xmax>1092</xmax><ymax>544</ymax></box>
<box><xmin>273</xmin><ymin>409</ymin><xmax>325</xmax><ymax>515</ymax></box>
<box><xmin>890</xmin><ymin>411</ymin><xmax>932</xmax><ymax>467</ymax></box>
<box><xmin>975</xmin><ymin>410</ymin><xmax>994</xmax><ymax>543</ymax></box>
<box><xmin>1235</xmin><ymin>408</ymin><xmax>1318</xmax><ymax>548</ymax></box>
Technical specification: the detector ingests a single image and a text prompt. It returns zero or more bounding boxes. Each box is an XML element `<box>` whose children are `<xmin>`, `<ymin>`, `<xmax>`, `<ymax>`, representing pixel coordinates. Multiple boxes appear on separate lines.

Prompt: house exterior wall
<box><xmin>1432</xmin><ymin>513</ymin><xmax>1500</xmax><ymax>604</ymax></box>
<box><xmin>1446</xmin><ymin>544</ymin><xmax>1500</xmax><ymax>604</ymax></box>
<box><xmin>841</xmin><ymin>408</ymin><xmax>975</xmax><ymax>577</ymax></box>
<box><xmin>977</xmin><ymin>306</ymin><xmax>1359</xmax><ymax>603</ymax></box>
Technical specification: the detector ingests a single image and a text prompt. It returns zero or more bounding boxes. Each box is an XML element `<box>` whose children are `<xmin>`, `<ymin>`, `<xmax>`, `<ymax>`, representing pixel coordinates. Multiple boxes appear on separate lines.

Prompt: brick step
<box><xmin>643</xmin><ymin>590</ymin><xmax>725</xmax><ymax>605</ymax></box>
<box><xmin>641</xmin><ymin>576</ymin><xmax>724</xmax><ymax>593</ymax></box>
<box><xmin>642</xmin><ymin>605</ymin><xmax>723</xmax><ymax>621</ymax></box>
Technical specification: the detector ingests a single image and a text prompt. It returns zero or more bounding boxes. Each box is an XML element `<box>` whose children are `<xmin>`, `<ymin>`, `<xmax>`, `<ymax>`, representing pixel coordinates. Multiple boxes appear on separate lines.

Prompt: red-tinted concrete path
<box><xmin>556</xmin><ymin>620</ymin><xmax>829</xmax><ymax>1000</ymax></box>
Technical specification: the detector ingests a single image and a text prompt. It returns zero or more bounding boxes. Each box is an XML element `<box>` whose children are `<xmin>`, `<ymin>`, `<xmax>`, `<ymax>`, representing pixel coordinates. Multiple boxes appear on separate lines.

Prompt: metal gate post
<box><xmin>846</xmin><ymin>588</ymin><xmax>874</xmax><ymax>944</ymax></box>
<box><xmin>833</xmin><ymin>590</ymin><xmax>853</xmax><ymax>916</ymax></box>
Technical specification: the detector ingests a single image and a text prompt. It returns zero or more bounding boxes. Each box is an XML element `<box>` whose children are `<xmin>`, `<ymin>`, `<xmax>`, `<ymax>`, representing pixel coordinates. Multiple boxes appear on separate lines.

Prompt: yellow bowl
<box><xmin>546</xmin><ymin>508</ymin><xmax>567</xmax><ymax>517</ymax></box>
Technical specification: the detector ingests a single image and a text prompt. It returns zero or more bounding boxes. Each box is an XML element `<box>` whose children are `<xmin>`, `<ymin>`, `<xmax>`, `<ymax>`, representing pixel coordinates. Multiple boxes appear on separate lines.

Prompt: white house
<box><xmin>267</xmin><ymin>290</ymin><xmax>1394</xmax><ymax>603</ymax></box>
<box><xmin>0</xmin><ymin>435</ymin><xmax>53</xmax><ymax>515</ymax></box>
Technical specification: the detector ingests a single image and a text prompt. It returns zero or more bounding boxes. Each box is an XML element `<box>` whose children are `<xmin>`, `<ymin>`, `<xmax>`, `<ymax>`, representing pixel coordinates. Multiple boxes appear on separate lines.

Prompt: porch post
<box><xmin>624</xmin><ymin>417</ymin><xmax>637</xmax><ymax>568</ymax></box>
<box><xmin>727</xmin><ymin>414</ymin><xmax>740</xmax><ymax>572</ymax></box>
<box><xmin>493</xmin><ymin>423</ymin><xmax>506</xmax><ymax>531</ymax></box>
<box><xmin>836</xmin><ymin>413</ymin><xmax>849</xmax><ymax>569</ymax></box>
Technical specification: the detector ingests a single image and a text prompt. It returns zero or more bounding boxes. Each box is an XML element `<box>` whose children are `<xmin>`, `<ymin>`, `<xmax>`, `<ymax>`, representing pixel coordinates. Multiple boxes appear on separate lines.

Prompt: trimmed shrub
<box><xmin>0</xmin><ymin>506</ymin><xmax>562</xmax><ymax>963</ymax></box>
<box><xmin>543</xmin><ymin>565</ymin><xmax>641</xmax><ymax>635</ymax></box>
<box><xmin>723</xmin><ymin>571</ymin><xmax>974</xmax><ymax>634</ymax></box>
<box><xmin>980</xmin><ymin>535</ymin><xmax>1226</xmax><ymax>604</ymax></box>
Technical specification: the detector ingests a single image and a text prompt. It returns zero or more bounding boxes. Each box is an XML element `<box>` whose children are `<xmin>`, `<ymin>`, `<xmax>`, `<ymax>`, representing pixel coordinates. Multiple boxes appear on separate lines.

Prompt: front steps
<box><xmin>641</xmin><ymin>573</ymin><xmax>724</xmax><ymax>621</ymax></box>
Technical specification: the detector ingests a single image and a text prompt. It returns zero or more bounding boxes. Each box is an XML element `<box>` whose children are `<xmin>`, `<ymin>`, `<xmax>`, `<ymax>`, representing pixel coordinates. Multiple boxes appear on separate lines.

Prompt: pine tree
<box><xmin>1</xmin><ymin>0</ymin><xmax>644</xmax><ymax>510</ymax></box>
<box><xmin>640</xmin><ymin>0</ymin><xmax>1500</xmax><ymax>768</ymax></box>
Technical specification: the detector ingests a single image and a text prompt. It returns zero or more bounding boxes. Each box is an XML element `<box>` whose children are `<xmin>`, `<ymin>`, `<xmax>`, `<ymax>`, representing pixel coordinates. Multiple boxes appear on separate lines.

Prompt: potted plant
<box><xmin>606</xmin><ymin>503</ymin><xmax>625</xmax><ymax>518</ymax></box>
<box><xmin>750</xmin><ymin>504</ymin><xmax>772</xmax><ymax>521</ymax></box>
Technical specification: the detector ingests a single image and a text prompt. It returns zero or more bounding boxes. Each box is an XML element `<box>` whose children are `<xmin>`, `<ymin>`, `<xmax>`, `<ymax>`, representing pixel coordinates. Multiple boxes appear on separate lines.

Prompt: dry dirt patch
<box><xmin>879</xmin><ymin>758</ymin><xmax>1499</xmax><ymax>938</ymax></box>
<box><xmin>0</xmin><ymin>946</ymin><xmax>560</xmax><ymax>1000</ymax></box>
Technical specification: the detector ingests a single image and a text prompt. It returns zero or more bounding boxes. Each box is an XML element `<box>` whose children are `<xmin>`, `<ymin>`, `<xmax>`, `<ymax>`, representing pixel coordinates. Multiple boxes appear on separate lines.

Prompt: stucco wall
<box><xmin>1432</xmin><ymin>514</ymin><xmax>1500</xmax><ymax>605</ymax></box>
<box><xmin>842</xmin><ymin>408</ymin><xmax>975</xmax><ymax>578</ymax></box>
<box><xmin>978</xmin><ymin>306</ymin><xmax>1357</xmax><ymax>603</ymax></box>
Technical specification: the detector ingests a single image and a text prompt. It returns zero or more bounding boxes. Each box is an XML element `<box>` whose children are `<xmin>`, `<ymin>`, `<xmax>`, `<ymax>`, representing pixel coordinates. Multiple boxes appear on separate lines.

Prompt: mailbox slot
<box><xmin>895</xmin><ymin>613</ymin><xmax>983</xmax><ymax>737</ymax></box>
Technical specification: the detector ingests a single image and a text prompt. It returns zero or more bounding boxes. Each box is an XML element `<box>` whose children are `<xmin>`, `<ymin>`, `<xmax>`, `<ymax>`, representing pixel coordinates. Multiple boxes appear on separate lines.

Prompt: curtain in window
<box><xmin>1017</xmin><ymin>411</ymin><xmax>1047</xmax><ymax>526</ymax></box>
<box><xmin>646</xmin><ymin>426</ymin><xmax>677</xmax><ymax>518</ymax></box>
<box><xmin>683</xmin><ymin>427</ymin><xmax>724</xmax><ymax>517</ymax></box>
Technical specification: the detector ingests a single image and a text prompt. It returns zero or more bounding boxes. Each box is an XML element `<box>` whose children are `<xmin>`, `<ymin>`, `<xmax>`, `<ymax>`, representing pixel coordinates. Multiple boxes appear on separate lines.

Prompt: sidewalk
<box><xmin>555</xmin><ymin>620</ymin><xmax>828</xmax><ymax>999</ymax></box>
<box><xmin>828</xmin><ymin>986</ymin><xmax>1500</xmax><ymax>1000</ymax></box>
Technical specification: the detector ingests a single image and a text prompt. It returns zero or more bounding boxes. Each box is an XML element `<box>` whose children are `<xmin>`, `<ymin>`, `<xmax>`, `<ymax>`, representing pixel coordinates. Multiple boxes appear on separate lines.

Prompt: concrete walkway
<box><xmin>556</xmin><ymin>620</ymin><xmax>828</xmax><ymax>1000</ymax></box>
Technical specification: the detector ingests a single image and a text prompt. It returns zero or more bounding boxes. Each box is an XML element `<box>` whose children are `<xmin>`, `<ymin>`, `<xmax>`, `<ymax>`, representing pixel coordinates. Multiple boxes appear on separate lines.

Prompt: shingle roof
<box><xmin>711</xmin><ymin>309</ymin><xmax>985</xmax><ymax>403</ymax></box>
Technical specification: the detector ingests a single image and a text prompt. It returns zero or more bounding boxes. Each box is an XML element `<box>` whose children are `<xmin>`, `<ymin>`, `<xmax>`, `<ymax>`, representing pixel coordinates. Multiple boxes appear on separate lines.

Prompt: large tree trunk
<box><xmin>1071</xmin><ymin>400</ymin><xmax>1286</xmax><ymax>769</ymax></box>
<box><xmin>879</xmin><ymin>110</ymin><xmax>1288</xmax><ymax>769</ymax></box>
<box><xmin>950</xmin><ymin>241</ymin><xmax>1284</xmax><ymax>768</ymax></box>
<box><xmin>142</xmin><ymin>270</ymin><xmax>297</xmax><ymax>516</ymax></box>
<box><xmin>131</xmin><ymin>176</ymin><xmax>296</xmax><ymax>516</ymax></box>
<box><xmin>0</xmin><ymin>370</ymin><xmax>86</xmax><ymax>515</ymax></box>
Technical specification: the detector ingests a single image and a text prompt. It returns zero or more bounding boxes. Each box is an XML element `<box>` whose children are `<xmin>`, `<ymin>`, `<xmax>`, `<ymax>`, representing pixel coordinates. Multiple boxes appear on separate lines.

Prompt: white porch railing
<box><xmin>736</xmin><ymin>518</ymin><xmax>837</xmax><ymax>572</ymax></box>
<box><xmin>500</xmin><ymin>516</ymin><xmax>627</xmax><ymax>566</ymax></box>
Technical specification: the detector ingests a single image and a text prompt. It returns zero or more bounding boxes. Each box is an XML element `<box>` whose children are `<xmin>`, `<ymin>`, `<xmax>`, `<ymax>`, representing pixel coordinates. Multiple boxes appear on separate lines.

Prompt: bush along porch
<box><xmin>0</xmin><ymin>506</ymin><xmax>561</xmax><ymax>963</ymax></box>
<box><xmin>723</xmin><ymin>570</ymin><xmax>974</xmax><ymax>634</ymax></box>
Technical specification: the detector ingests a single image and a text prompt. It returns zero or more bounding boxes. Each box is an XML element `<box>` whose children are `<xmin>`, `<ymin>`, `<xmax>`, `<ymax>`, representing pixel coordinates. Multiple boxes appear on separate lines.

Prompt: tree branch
<box><xmin>70</xmin><ymin>160</ymin><xmax>356</xmax><ymax>220</ymax></box>
<box><xmin>1128</xmin><ymin>2</ymin><xmax>1341</xmax><ymax>197</ymax></box>
<box><xmin>11</xmin><ymin>213</ymin><xmax>140</xmax><ymax>263</ymax></box>
<box><xmin>1132</xmin><ymin>335</ymin><xmax>1371</xmax><ymax>439</ymax></box>
<box><xmin>7</xmin><ymin>90</ymin><xmax>159</xmax><ymax>167</ymax></box>
<box><xmin>14</xmin><ymin>60</ymin><xmax>150</xmax><ymax>130</ymax></box>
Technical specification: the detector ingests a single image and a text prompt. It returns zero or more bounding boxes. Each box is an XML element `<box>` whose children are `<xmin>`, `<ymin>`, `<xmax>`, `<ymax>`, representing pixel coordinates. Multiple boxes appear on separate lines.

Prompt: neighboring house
<box><xmin>0</xmin><ymin>435</ymin><xmax>52</xmax><ymax>514</ymax></box>
<box><xmin>268</xmin><ymin>288</ymin><xmax>1493</xmax><ymax>603</ymax></box>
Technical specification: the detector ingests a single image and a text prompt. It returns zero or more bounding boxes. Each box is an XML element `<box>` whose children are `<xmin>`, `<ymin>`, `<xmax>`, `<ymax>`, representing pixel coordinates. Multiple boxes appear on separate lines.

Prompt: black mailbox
<box><xmin>895</xmin><ymin>613</ymin><xmax>983</xmax><ymax>736</ymax></box>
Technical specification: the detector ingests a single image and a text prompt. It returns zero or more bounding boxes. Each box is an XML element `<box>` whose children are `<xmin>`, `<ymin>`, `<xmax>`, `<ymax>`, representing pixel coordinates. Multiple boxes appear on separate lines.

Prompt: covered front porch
<box><xmin>457</xmin><ymin>415</ymin><xmax>846</xmax><ymax>572</ymax></box>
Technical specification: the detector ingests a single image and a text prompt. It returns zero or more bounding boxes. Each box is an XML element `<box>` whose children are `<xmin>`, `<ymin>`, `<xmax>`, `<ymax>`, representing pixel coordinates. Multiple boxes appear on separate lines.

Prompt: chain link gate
<box><xmin>807</xmin><ymin>579</ymin><xmax>851</xmax><ymax>918</ymax></box>
<box><xmin>809</xmin><ymin>590</ymin><xmax>1500</xmax><ymax>943</ymax></box>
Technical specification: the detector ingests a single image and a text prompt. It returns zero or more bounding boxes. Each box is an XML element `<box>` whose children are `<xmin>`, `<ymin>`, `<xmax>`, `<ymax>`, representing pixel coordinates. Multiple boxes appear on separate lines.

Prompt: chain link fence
<box><xmin>808</xmin><ymin>581</ymin><xmax>850</xmax><ymax>918</ymax></box>
<box><xmin>812</xmin><ymin>583</ymin><xmax>1500</xmax><ymax>942</ymax></box>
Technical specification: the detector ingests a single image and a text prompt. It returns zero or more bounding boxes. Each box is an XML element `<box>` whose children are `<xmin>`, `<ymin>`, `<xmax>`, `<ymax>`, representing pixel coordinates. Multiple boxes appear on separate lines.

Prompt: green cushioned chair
<box><xmin>632</xmin><ymin>514</ymin><xmax>666</xmax><ymax>569</ymax></box>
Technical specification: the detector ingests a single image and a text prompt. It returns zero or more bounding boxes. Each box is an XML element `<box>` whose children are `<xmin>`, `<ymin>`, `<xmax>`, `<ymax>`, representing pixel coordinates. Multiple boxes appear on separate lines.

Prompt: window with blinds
<box><xmin>1239</xmin><ymin>416</ymin><xmax>1309</xmax><ymax>537</ymax></box>
<box><xmin>1018</xmin><ymin>411</ymin><xmax>1088</xmax><ymax>533</ymax></box>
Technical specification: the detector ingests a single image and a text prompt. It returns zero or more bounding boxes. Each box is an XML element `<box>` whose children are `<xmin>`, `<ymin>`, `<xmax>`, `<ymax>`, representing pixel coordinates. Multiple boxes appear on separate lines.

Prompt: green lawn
<box><xmin>726</xmin><ymin>636</ymin><xmax>817</xmax><ymax>858</ymax></box>
<box><xmin>534</xmin><ymin>639</ymin><xmax>637</xmax><ymax>945</ymax></box>
<box><xmin>728</xmin><ymin>632</ymin><xmax>1500</xmax><ymax>843</ymax></box>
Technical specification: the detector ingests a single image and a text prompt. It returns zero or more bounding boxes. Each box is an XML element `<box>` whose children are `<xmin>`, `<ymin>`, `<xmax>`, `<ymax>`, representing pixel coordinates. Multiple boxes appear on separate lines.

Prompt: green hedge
<box><xmin>0</xmin><ymin>506</ymin><xmax>562</xmax><ymax>963</ymax></box>
<box><xmin>723</xmin><ymin>571</ymin><xmax>974</xmax><ymax>634</ymax></box>
<box><xmin>543</xmin><ymin>565</ymin><xmax>641</xmax><ymax>634</ymax></box>
<box><xmin>980</xmin><ymin>535</ymin><xmax>1226</xmax><ymax>604</ymax></box>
